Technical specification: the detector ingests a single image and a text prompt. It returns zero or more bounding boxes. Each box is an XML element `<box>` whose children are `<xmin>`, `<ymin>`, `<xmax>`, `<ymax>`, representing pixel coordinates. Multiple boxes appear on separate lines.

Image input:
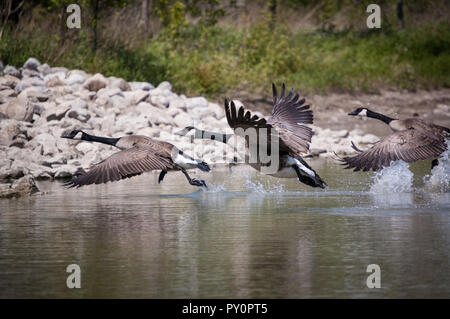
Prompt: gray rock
<box><xmin>169</xmin><ymin>98</ymin><xmax>187</xmax><ymax>111</ymax></box>
<box><xmin>133</xmin><ymin>90</ymin><xmax>150</xmax><ymax>104</ymax></box>
<box><xmin>129</xmin><ymin>81</ymin><xmax>154</xmax><ymax>91</ymax></box>
<box><xmin>21</xmin><ymin>69</ymin><xmax>42</xmax><ymax>78</ymax></box>
<box><xmin>37</xmin><ymin>63</ymin><xmax>50</xmax><ymax>74</ymax></box>
<box><xmin>157</xmin><ymin>81</ymin><xmax>172</xmax><ymax>91</ymax></box>
<box><xmin>0</xmin><ymin>175</ymin><xmax>39</xmax><ymax>199</ymax></box>
<box><xmin>151</xmin><ymin>95</ymin><xmax>170</xmax><ymax>108</ymax></box>
<box><xmin>173</xmin><ymin>113</ymin><xmax>193</xmax><ymax>128</ymax></box>
<box><xmin>14</xmin><ymin>77</ymin><xmax>45</xmax><ymax>93</ymax></box>
<box><xmin>84</xmin><ymin>73</ymin><xmax>107</xmax><ymax>92</ymax></box>
<box><xmin>4</xmin><ymin>98</ymin><xmax>34</xmax><ymax>122</ymax></box>
<box><xmin>53</xmin><ymin>165</ymin><xmax>85</xmax><ymax>179</ymax></box>
<box><xmin>42</xmin><ymin>102</ymin><xmax>70</xmax><ymax>121</ymax></box>
<box><xmin>186</xmin><ymin>97</ymin><xmax>208</xmax><ymax>109</ymax></box>
<box><xmin>109</xmin><ymin>77</ymin><xmax>131</xmax><ymax>91</ymax></box>
<box><xmin>0</xmin><ymin>74</ymin><xmax>20</xmax><ymax>89</ymax></box>
<box><xmin>29</xmin><ymin>133</ymin><xmax>59</xmax><ymax>156</ymax></box>
<box><xmin>3</xmin><ymin>65</ymin><xmax>21</xmax><ymax>79</ymax></box>
<box><xmin>0</xmin><ymin>119</ymin><xmax>21</xmax><ymax>146</ymax></box>
<box><xmin>23</xmin><ymin>57</ymin><xmax>41</xmax><ymax>71</ymax></box>
<box><xmin>67</xmin><ymin>107</ymin><xmax>91</xmax><ymax>123</ymax></box>
<box><xmin>64</xmin><ymin>70</ymin><xmax>87</xmax><ymax>85</ymax></box>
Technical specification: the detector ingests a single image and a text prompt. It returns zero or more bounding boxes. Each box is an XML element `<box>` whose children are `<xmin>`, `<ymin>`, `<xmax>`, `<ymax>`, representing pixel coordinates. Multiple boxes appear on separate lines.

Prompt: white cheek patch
<box><xmin>285</xmin><ymin>156</ymin><xmax>316</xmax><ymax>177</ymax></box>
<box><xmin>174</xmin><ymin>153</ymin><xmax>198</xmax><ymax>168</ymax></box>
<box><xmin>294</xmin><ymin>158</ymin><xmax>315</xmax><ymax>177</ymax></box>
<box><xmin>359</xmin><ymin>109</ymin><xmax>368</xmax><ymax>117</ymax></box>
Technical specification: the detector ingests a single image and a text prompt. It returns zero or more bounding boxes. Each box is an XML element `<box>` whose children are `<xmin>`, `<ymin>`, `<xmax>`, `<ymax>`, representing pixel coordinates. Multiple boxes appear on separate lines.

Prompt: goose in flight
<box><xmin>340</xmin><ymin>107</ymin><xmax>449</xmax><ymax>171</ymax></box>
<box><xmin>176</xmin><ymin>83</ymin><xmax>326</xmax><ymax>188</ymax></box>
<box><xmin>61</xmin><ymin>130</ymin><xmax>210</xmax><ymax>188</ymax></box>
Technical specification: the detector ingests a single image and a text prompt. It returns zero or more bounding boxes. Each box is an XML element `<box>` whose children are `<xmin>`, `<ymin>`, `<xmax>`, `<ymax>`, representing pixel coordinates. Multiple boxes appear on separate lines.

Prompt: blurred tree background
<box><xmin>1</xmin><ymin>0</ymin><xmax>449</xmax><ymax>97</ymax></box>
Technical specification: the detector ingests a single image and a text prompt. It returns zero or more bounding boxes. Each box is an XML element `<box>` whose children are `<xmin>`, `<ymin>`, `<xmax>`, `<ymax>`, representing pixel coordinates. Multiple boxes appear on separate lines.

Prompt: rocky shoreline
<box><xmin>0</xmin><ymin>58</ymin><xmax>380</xmax><ymax>198</ymax></box>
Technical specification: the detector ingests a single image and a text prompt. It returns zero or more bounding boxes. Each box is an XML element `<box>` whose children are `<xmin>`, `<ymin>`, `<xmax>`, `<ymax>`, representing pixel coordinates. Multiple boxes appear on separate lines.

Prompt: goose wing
<box><xmin>65</xmin><ymin>145</ymin><xmax>175</xmax><ymax>188</ymax></box>
<box><xmin>268</xmin><ymin>83</ymin><xmax>313</xmax><ymax>154</ymax></box>
<box><xmin>225</xmin><ymin>83</ymin><xmax>313</xmax><ymax>154</ymax></box>
<box><xmin>340</xmin><ymin>129</ymin><xmax>448</xmax><ymax>171</ymax></box>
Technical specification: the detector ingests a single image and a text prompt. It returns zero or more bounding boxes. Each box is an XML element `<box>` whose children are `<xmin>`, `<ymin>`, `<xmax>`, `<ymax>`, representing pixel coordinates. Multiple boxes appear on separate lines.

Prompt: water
<box><xmin>0</xmin><ymin>159</ymin><xmax>449</xmax><ymax>298</ymax></box>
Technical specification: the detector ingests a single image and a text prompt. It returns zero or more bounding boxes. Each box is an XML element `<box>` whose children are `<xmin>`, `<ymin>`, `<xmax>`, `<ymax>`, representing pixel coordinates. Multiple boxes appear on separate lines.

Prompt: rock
<box><xmin>48</xmin><ymin>67</ymin><xmax>69</xmax><ymax>75</ymax></box>
<box><xmin>29</xmin><ymin>133</ymin><xmax>59</xmax><ymax>156</ymax></box>
<box><xmin>169</xmin><ymin>98</ymin><xmax>187</xmax><ymax>111</ymax></box>
<box><xmin>4</xmin><ymin>98</ymin><xmax>34</xmax><ymax>122</ymax></box>
<box><xmin>46</xmin><ymin>76</ymin><xmax>64</xmax><ymax>87</ymax></box>
<box><xmin>186</xmin><ymin>97</ymin><xmax>208</xmax><ymax>109</ymax></box>
<box><xmin>76</xmin><ymin>141</ymin><xmax>97</xmax><ymax>154</ymax></box>
<box><xmin>53</xmin><ymin>165</ymin><xmax>85</xmax><ymax>179</ymax></box>
<box><xmin>23</xmin><ymin>57</ymin><xmax>41</xmax><ymax>71</ymax></box>
<box><xmin>157</xmin><ymin>81</ymin><xmax>172</xmax><ymax>91</ymax></box>
<box><xmin>65</xmin><ymin>70</ymin><xmax>87</xmax><ymax>85</ymax></box>
<box><xmin>109</xmin><ymin>77</ymin><xmax>131</xmax><ymax>91</ymax></box>
<box><xmin>67</xmin><ymin>107</ymin><xmax>91</xmax><ymax>123</ymax></box>
<box><xmin>173</xmin><ymin>113</ymin><xmax>193</xmax><ymax>128</ymax></box>
<box><xmin>21</xmin><ymin>69</ymin><xmax>41</xmax><ymax>78</ymax></box>
<box><xmin>18</xmin><ymin>86</ymin><xmax>50</xmax><ymax>102</ymax></box>
<box><xmin>3</xmin><ymin>65</ymin><xmax>21</xmax><ymax>79</ymax></box>
<box><xmin>0</xmin><ymin>175</ymin><xmax>39</xmax><ymax>199</ymax></box>
<box><xmin>0</xmin><ymin>74</ymin><xmax>20</xmax><ymax>89</ymax></box>
<box><xmin>14</xmin><ymin>77</ymin><xmax>45</xmax><ymax>93</ymax></box>
<box><xmin>133</xmin><ymin>90</ymin><xmax>150</xmax><ymax>104</ymax></box>
<box><xmin>207</xmin><ymin>102</ymin><xmax>225</xmax><ymax>119</ymax></box>
<box><xmin>37</xmin><ymin>63</ymin><xmax>50</xmax><ymax>74</ymax></box>
<box><xmin>84</xmin><ymin>73</ymin><xmax>107</xmax><ymax>91</ymax></box>
<box><xmin>0</xmin><ymin>119</ymin><xmax>21</xmax><ymax>146</ymax></box>
<box><xmin>41</xmin><ymin>102</ymin><xmax>70</xmax><ymax>121</ymax></box>
<box><xmin>150</xmin><ymin>95</ymin><xmax>169</xmax><ymax>108</ymax></box>
<box><xmin>129</xmin><ymin>81</ymin><xmax>154</xmax><ymax>91</ymax></box>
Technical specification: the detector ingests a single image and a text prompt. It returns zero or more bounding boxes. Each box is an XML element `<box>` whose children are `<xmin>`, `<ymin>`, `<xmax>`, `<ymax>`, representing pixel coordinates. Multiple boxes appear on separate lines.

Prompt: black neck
<box><xmin>81</xmin><ymin>132</ymin><xmax>120</xmax><ymax>146</ymax></box>
<box><xmin>366</xmin><ymin>109</ymin><xmax>396</xmax><ymax>124</ymax></box>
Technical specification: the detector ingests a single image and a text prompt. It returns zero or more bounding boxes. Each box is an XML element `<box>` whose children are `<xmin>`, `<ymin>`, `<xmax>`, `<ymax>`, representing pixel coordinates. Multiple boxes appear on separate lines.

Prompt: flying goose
<box><xmin>61</xmin><ymin>130</ymin><xmax>210</xmax><ymax>188</ymax></box>
<box><xmin>340</xmin><ymin>107</ymin><xmax>450</xmax><ymax>171</ymax></box>
<box><xmin>175</xmin><ymin>83</ymin><xmax>327</xmax><ymax>188</ymax></box>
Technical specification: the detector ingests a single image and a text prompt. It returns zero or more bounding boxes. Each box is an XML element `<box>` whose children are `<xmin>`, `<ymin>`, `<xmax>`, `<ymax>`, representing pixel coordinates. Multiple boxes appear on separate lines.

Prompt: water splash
<box><xmin>370</xmin><ymin>160</ymin><xmax>414</xmax><ymax>193</ymax></box>
<box><xmin>423</xmin><ymin>140</ymin><xmax>450</xmax><ymax>193</ymax></box>
<box><xmin>200</xmin><ymin>182</ymin><xmax>227</xmax><ymax>193</ymax></box>
<box><xmin>244</xmin><ymin>175</ymin><xmax>284</xmax><ymax>194</ymax></box>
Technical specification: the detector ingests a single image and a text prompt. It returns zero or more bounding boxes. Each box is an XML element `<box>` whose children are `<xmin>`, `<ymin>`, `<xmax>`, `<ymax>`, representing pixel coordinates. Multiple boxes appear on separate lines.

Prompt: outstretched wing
<box><xmin>339</xmin><ymin>129</ymin><xmax>447</xmax><ymax>171</ymax></box>
<box><xmin>268</xmin><ymin>83</ymin><xmax>313</xmax><ymax>154</ymax></box>
<box><xmin>66</xmin><ymin>145</ymin><xmax>175</xmax><ymax>188</ymax></box>
<box><xmin>224</xmin><ymin>83</ymin><xmax>313</xmax><ymax>154</ymax></box>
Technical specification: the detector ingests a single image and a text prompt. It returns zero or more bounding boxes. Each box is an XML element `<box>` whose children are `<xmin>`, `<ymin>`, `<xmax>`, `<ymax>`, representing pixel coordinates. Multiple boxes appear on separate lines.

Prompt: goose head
<box><xmin>61</xmin><ymin>129</ymin><xmax>84</xmax><ymax>140</ymax></box>
<box><xmin>348</xmin><ymin>107</ymin><xmax>369</xmax><ymax>117</ymax></box>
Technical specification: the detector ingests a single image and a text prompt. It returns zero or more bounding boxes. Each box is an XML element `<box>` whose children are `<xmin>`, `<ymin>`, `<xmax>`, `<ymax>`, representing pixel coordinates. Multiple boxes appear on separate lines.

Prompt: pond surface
<box><xmin>0</xmin><ymin>160</ymin><xmax>449</xmax><ymax>298</ymax></box>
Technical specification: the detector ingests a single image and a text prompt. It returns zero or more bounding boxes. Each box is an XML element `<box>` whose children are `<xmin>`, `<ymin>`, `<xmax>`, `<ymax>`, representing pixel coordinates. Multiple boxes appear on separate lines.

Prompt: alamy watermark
<box><xmin>66</xmin><ymin>264</ymin><xmax>81</xmax><ymax>288</ymax></box>
<box><xmin>366</xmin><ymin>4</ymin><xmax>381</xmax><ymax>29</ymax></box>
<box><xmin>366</xmin><ymin>264</ymin><xmax>381</xmax><ymax>288</ymax></box>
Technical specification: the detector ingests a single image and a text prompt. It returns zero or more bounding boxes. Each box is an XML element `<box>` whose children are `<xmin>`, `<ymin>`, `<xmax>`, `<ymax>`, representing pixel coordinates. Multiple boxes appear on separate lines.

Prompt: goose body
<box><xmin>341</xmin><ymin>108</ymin><xmax>450</xmax><ymax>171</ymax></box>
<box><xmin>176</xmin><ymin>83</ymin><xmax>327</xmax><ymax>189</ymax></box>
<box><xmin>61</xmin><ymin>130</ymin><xmax>210</xmax><ymax>188</ymax></box>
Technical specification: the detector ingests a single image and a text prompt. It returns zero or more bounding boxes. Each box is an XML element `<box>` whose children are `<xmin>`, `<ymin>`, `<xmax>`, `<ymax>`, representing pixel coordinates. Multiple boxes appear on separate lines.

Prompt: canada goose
<box><xmin>61</xmin><ymin>130</ymin><xmax>210</xmax><ymax>188</ymax></box>
<box><xmin>175</xmin><ymin>83</ymin><xmax>326</xmax><ymax>188</ymax></box>
<box><xmin>340</xmin><ymin>107</ymin><xmax>450</xmax><ymax>171</ymax></box>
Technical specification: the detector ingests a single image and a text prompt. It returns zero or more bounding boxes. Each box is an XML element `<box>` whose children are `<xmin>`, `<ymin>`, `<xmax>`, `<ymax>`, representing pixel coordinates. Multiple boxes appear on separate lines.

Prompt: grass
<box><xmin>1</xmin><ymin>21</ymin><xmax>450</xmax><ymax>98</ymax></box>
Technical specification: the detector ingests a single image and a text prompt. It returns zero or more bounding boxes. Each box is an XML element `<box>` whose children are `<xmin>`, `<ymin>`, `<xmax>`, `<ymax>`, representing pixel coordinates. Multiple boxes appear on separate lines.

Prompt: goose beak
<box><xmin>348</xmin><ymin>110</ymin><xmax>359</xmax><ymax>116</ymax></box>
